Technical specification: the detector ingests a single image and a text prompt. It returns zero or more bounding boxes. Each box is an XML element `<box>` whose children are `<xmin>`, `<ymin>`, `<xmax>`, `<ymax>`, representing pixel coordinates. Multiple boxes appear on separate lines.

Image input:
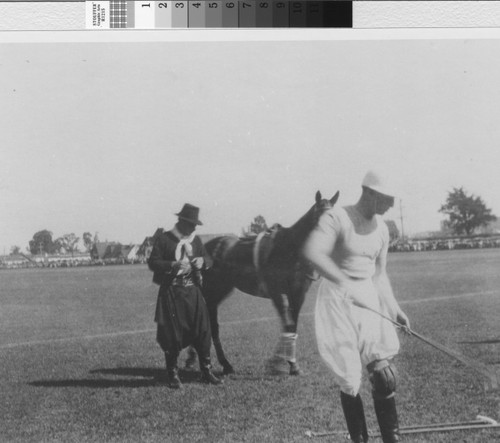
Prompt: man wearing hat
<box><xmin>148</xmin><ymin>203</ymin><xmax>222</xmax><ymax>388</ymax></box>
<box><xmin>303</xmin><ymin>171</ymin><xmax>410</xmax><ymax>443</ymax></box>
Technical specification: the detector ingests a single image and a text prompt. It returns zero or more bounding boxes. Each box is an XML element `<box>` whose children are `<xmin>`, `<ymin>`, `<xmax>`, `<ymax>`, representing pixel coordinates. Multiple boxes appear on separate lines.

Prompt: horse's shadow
<box><xmin>29</xmin><ymin>367</ymin><xmax>206</xmax><ymax>388</ymax></box>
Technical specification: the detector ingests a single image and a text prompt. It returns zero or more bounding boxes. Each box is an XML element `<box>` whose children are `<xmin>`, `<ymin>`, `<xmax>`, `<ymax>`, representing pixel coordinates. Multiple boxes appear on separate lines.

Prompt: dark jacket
<box><xmin>148</xmin><ymin>230</ymin><xmax>212</xmax><ymax>286</ymax></box>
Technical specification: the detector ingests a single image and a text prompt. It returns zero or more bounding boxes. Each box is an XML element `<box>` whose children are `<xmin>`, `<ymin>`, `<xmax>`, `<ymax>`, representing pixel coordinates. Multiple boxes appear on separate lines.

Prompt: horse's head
<box><xmin>289</xmin><ymin>190</ymin><xmax>339</xmax><ymax>239</ymax></box>
<box><xmin>312</xmin><ymin>190</ymin><xmax>339</xmax><ymax>225</ymax></box>
<box><xmin>282</xmin><ymin>190</ymin><xmax>339</xmax><ymax>252</ymax></box>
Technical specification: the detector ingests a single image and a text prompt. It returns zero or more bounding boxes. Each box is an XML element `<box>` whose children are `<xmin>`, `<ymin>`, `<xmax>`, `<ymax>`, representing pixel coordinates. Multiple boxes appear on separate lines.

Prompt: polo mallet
<box><xmin>350</xmin><ymin>300</ymin><xmax>499</xmax><ymax>392</ymax></box>
<box><xmin>305</xmin><ymin>414</ymin><xmax>500</xmax><ymax>438</ymax></box>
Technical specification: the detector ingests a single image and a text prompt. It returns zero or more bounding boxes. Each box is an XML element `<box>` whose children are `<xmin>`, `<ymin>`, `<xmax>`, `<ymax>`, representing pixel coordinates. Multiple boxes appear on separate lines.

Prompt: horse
<box><xmin>192</xmin><ymin>190</ymin><xmax>339</xmax><ymax>376</ymax></box>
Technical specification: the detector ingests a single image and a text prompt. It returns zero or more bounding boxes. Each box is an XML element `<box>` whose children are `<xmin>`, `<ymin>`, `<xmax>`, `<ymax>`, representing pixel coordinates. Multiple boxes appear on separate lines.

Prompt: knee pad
<box><xmin>368</xmin><ymin>360</ymin><xmax>397</xmax><ymax>399</ymax></box>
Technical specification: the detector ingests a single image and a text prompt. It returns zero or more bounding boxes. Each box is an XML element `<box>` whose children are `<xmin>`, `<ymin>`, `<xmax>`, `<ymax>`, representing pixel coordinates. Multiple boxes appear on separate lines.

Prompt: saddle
<box><xmin>209</xmin><ymin>225</ymin><xmax>283</xmax><ymax>298</ymax></box>
<box><xmin>255</xmin><ymin>224</ymin><xmax>320</xmax><ymax>283</ymax></box>
<box><xmin>253</xmin><ymin>223</ymin><xmax>283</xmax><ymax>272</ymax></box>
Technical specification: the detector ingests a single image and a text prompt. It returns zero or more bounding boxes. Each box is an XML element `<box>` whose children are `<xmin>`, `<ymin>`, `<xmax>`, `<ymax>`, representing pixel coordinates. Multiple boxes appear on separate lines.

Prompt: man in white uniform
<box><xmin>303</xmin><ymin>171</ymin><xmax>410</xmax><ymax>443</ymax></box>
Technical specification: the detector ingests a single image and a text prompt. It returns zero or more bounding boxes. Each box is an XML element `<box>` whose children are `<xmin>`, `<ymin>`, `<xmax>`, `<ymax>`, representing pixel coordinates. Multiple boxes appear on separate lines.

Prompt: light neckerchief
<box><xmin>172</xmin><ymin>226</ymin><xmax>195</xmax><ymax>262</ymax></box>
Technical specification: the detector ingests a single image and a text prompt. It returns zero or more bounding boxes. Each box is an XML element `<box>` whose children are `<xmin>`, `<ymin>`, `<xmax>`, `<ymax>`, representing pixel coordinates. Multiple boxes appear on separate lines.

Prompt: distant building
<box><xmin>479</xmin><ymin>219</ymin><xmax>500</xmax><ymax>235</ymax></box>
<box><xmin>138</xmin><ymin>228</ymin><xmax>164</xmax><ymax>259</ymax></box>
<box><xmin>0</xmin><ymin>254</ymin><xmax>31</xmax><ymax>268</ymax></box>
<box><xmin>90</xmin><ymin>242</ymin><xmax>123</xmax><ymax>260</ymax></box>
<box><xmin>122</xmin><ymin>244</ymin><xmax>140</xmax><ymax>261</ymax></box>
<box><xmin>439</xmin><ymin>219</ymin><xmax>500</xmax><ymax>236</ymax></box>
<box><xmin>439</xmin><ymin>220</ymin><xmax>454</xmax><ymax>236</ymax></box>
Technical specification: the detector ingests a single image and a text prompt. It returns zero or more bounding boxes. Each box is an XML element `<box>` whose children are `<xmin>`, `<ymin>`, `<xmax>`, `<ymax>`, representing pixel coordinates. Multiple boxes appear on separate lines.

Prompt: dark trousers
<box><xmin>155</xmin><ymin>284</ymin><xmax>212</xmax><ymax>364</ymax></box>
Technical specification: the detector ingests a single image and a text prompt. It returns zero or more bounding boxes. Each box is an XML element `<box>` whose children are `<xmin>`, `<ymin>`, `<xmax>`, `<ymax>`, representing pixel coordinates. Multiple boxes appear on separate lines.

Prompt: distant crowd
<box><xmin>3</xmin><ymin>236</ymin><xmax>500</xmax><ymax>270</ymax></box>
<box><xmin>0</xmin><ymin>255</ymin><xmax>148</xmax><ymax>270</ymax></box>
<box><xmin>389</xmin><ymin>237</ymin><xmax>500</xmax><ymax>252</ymax></box>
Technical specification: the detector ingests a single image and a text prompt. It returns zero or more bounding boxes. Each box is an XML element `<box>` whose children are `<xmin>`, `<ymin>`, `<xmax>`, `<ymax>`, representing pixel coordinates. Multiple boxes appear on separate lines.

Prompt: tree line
<box><xmin>7</xmin><ymin>187</ymin><xmax>497</xmax><ymax>256</ymax></box>
<box><xmin>9</xmin><ymin>231</ymin><xmax>98</xmax><ymax>257</ymax></box>
<box><xmin>439</xmin><ymin>187</ymin><xmax>496</xmax><ymax>235</ymax></box>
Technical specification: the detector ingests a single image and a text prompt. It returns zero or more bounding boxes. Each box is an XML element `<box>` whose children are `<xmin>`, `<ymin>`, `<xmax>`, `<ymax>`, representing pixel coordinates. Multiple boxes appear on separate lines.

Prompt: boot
<box><xmin>199</xmin><ymin>357</ymin><xmax>223</xmax><ymax>385</ymax></box>
<box><xmin>340</xmin><ymin>392</ymin><xmax>369</xmax><ymax>443</ymax></box>
<box><xmin>165</xmin><ymin>352</ymin><xmax>182</xmax><ymax>389</ymax></box>
<box><xmin>373</xmin><ymin>397</ymin><xmax>400</xmax><ymax>443</ymax></box>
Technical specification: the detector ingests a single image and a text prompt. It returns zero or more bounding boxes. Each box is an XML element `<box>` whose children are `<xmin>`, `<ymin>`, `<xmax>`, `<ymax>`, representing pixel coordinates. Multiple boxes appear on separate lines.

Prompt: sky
<box><xmin>1</xmin><ymin>36</ymin><xmax>500</xmax><ymax>253</ymax></box>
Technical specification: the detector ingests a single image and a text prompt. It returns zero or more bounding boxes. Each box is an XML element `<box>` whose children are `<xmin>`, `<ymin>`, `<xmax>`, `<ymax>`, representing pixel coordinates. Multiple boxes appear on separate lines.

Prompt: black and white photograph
<box><xmin>1</xmin><ymin>27</ymin><xmax>500</xmax><ymax>442</ymax></box>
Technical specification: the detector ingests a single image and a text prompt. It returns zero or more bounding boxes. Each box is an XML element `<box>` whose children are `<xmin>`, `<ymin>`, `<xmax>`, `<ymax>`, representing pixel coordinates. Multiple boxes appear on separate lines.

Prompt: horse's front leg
<box><xmin>265</xmin><ymin>285</ymin><xmax>300</xmax><ymax>376</ymax></box>
<box><xmin>283</xmin><ymin>277</ymin><xmax>311</xmax><ymax>376</ymax></box>
<box><xmin>266</xmin><ymin>274</ymin><xmax>310</xmax><ymax>376</ymax></box>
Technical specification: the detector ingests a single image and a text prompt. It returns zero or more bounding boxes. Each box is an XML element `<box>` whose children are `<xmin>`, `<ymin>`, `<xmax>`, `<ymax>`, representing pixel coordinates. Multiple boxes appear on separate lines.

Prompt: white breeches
<box><xmin>314</xmin><ymin>278</ymin><xmax>400</xmax><ymax>396</ymax></box>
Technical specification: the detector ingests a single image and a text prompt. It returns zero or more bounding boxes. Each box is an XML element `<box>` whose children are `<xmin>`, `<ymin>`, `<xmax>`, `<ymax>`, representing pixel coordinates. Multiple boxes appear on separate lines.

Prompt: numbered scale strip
<box><xmin>86</xmin><ymin>0</ymin><xmax>352</xmax><ymax>29</ymax></box>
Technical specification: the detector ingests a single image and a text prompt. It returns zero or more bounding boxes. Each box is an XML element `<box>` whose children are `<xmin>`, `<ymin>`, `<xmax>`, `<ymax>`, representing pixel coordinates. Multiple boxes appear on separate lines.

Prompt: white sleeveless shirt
<box><xmin>315</xmin><ymin>206</ymin><xmax>389</xmax><ymax>279</ymax></box>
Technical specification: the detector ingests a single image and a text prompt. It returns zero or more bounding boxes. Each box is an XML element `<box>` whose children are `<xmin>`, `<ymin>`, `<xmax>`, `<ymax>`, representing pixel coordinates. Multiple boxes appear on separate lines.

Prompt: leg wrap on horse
<box><xmin>274</xmin><ymin>333</ymin><xmax>298</xmax><ymax>363</ymax></box>
<box><xmin>267</xmin><ymin>333</ymin><xmax>300</xmax><ymax>375</ymax></box>
<box><xmin>368</xmin><ymin>360</ymin><xmax>397</xmax><ymax>399</ymax></box>
<box><xmin>340</xmin><ymin>391</ymin><xmax>369</xmax><ymax>443</ymax></box>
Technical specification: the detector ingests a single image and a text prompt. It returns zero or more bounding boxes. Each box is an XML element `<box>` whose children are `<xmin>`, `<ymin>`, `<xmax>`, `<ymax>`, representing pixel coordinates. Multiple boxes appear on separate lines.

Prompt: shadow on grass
<box><xmin>30</xmin><ymin>378</ymin><xmax>159</xmax><ymax>388</ymax></box>
<box><xmin>29</xmin><ymin>367</ymin><xmax>208</xmax><ymax>388</ymax></box>
<box><xmin>90</xmin><ymin>367</ymin><xmax>165</xmax><ymax>378</ymax></box>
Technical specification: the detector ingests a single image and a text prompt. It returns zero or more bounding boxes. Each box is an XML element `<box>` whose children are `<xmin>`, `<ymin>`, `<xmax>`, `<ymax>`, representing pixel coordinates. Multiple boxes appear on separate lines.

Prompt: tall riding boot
<box><xmin>373</xmin><ymin>397</ymin><xmax>400</xmax><ymax>443</ymax></box>
<box><xmin>199</xmin><ymin>357</ymin><xmax>222</xmax><ymax>385</ymax></box>
<box><xmin>164</xmin><ymin>352</ymin><xmax>182</xmax><ymax>389</ymax></box>
<box><xmin>340</xmin><ymin>392</ymin><xmax>369</xmax><ymax>443</ymax></box>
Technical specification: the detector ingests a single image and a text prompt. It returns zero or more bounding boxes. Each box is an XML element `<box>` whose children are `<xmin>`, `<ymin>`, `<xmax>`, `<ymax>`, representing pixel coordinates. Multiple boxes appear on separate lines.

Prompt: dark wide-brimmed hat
<box><xmin>175</xmin><ymin>203</ymin><xmax>203</xmax><ymax>226</ymax></box>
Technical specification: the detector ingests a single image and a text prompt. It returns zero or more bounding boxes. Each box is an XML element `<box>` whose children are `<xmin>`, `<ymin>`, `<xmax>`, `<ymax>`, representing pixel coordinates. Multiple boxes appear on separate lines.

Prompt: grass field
<box><xmin>0</xmin><ymin>249</ymin><xmax>499</xmax><ymax>442</ymax></box>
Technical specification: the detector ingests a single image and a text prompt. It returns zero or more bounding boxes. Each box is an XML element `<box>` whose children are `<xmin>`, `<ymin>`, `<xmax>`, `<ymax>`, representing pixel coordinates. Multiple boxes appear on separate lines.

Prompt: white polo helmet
<box><xmin>361</xmin><ymin>170</ymin><xmax>395</xmax><ymax>197</ymax></box>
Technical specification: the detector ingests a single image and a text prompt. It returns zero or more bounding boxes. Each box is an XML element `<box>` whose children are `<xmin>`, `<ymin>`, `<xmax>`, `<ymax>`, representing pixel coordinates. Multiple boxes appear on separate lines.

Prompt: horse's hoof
<box><xmin>288</xmin><ymin>362</ymin><xmax>303</xmax><ymax>376</ymax></box>
<box><xmin>265</xmin><ymin>356</ymin><xmax>289</xmax><ymax>375</ymax></box>
<box><xmin>223</xmin><ymin>365</ymin><xmax>235</xmax><ymax>375</ymax></box>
